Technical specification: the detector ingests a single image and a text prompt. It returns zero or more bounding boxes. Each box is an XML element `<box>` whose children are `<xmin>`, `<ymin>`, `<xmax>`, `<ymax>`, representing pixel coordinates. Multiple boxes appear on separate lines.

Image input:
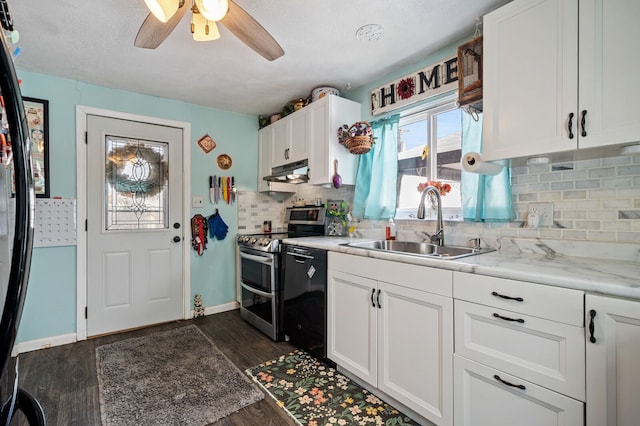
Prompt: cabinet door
<box><xmin>586</xmin><ymin>294</ymin><xmax>640</xmax><ymax>426</ymax></box>
<box><xmin>307</xmin><ymin>96</ymin><xmax>361</xmax><ymax>186</ymax></box>
<box><xmin>327</xmin><ymin>270</ymin><xmax>377</xmax><ymax>386</ymax></box>
<box><xmin>287</xmin><ymin>110</ymin><xmax>308</xmax><ymax>163</ymax></box>
<box><xmin>578</xmin><ymin>0</ymin><xmax>640</xmax><ymax>149</ymax></box>
<box><xmin>378</xmin><ymin>281</ymin><xmax>453</xmax><ymax>426</ymax></box>
<box><xmin>483</xmin><ymin>0</ymin><xmax>578</xmax><ymax>161</ymax></box>
<box><xmin>307</xmin><ymin>100</ymin><xmax>330</xmax><ymax>184</ymax></box>
<box><xmin>270</xmin><ymin>119</ymin><xmax>288</xmax><ymax>167</ymax></box>
<box><xmin>257</xmin><ymin>127</ymin><xmax>272</xmax><ymax>192</ymax></box>
<box><xmin>454</xmin><ymin>356</ymin><xmax>584</xmax><ymax>426</ymax></box>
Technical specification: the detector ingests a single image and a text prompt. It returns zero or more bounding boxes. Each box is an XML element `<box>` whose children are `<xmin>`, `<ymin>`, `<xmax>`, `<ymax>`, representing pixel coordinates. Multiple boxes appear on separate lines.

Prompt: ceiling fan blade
<box><xmin>134</xmin><ymin>1</ymin><xmax>190</xmax><ymax>49</ymax></box>
<box><xmin>220</xmin><ymin>0</ymin><xmax>284</xmax><ymax>61</ymax></box>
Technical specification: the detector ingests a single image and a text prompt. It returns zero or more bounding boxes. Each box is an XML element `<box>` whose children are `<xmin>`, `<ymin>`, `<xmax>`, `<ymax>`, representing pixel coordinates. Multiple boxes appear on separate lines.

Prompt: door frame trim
<box><xmin>75</xmin><ymin>105</ymin><xmax>191</xmax><ymax>340</ymax></box>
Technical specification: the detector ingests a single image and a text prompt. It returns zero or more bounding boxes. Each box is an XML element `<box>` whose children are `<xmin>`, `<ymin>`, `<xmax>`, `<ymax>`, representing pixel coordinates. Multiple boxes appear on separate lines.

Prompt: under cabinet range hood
<box><xmin>263</xmin><ymin>159</ymin><xmax>309</xmax><ymax>184</ymax></box>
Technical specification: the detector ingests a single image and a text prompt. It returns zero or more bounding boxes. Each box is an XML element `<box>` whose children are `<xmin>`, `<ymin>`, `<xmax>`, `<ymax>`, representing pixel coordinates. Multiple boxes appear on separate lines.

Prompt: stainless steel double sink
<box><xmin>341</xmin><ymin>240</ymin><xmax>494</xmax><ymax>260</ymax></box>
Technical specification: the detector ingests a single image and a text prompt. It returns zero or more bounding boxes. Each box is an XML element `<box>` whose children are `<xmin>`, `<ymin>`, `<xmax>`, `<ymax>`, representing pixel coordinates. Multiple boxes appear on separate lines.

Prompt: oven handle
<box><xmin>241</xmin><ymin>282</ymin><xmax>274</xmax><ymax>298</ymax></box>
<box><xmin>239</xmin><ymin>251</ymin><xmax>274</xmax><ymax>265</ymax></box>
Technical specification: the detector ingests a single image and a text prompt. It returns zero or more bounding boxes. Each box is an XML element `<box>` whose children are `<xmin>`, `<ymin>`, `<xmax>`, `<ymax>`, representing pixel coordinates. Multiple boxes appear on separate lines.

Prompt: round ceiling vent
<box><xmin>355</xmin><ymin>24</ymin><xmax>384</xmax><ymax>42</ymax></box>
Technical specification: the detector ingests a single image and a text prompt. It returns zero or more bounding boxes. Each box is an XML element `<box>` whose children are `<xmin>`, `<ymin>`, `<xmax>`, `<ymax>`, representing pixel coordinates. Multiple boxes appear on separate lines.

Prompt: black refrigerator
<box><xmin>0</xmin><ymin>1</ymin><xmax>45</xmax><ymax>424</ymax></box>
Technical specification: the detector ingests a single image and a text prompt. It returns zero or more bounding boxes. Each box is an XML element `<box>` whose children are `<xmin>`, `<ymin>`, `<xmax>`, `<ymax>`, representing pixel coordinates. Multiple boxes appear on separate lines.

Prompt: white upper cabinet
<box><xmin>257</xmin><ymin>126</ymin><xmax>296</xmax><ymax>193</ymax></box>
<box><xmin>578</xmin><ymin>0</ymin><xmax>640</xmax><ymax>149</ymax></box>
<box><xmin>258</xmin><ymin>95</ymin><xmax>362</xmax><ymax>186</ymax></box>
<box><xmin>482</xmin><ymin>0</ymin><xmax>640</xmax><ymax>161</ymax></box>
<box><xmin>269</xmin><ymin>110</ymin><xmax>308</xmax><ymax>168</ymax></box>
<box><xmin>307</xmin><ymin>95</ymin><xmax>361</xmax><ymax>185</ymax></box>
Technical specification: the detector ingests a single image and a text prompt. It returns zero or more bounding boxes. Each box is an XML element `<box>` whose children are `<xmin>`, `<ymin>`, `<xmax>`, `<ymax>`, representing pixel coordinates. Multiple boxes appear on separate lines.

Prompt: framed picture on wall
<box><xmin>15</xmin><ymin>97</ymin><xmax>50</xmax><ymax>197</ymax></box>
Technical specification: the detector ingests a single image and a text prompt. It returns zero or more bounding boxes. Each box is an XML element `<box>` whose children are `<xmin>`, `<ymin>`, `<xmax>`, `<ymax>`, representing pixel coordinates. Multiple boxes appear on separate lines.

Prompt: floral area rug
<box><xmin>245</xmin><ymin>349</ymin><xmax>419</xmax><ymax>426</ymax></box>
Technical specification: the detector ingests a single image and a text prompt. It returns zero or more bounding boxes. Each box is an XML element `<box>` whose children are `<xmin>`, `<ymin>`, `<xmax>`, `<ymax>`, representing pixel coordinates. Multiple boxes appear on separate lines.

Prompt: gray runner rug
<box><xmin>96</xmin><ymin>325</ymin><xmax>263</xmax><ymax>425</ymax></box>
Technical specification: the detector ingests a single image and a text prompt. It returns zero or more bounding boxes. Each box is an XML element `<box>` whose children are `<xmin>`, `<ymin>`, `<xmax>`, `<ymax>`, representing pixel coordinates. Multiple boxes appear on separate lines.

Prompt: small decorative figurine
<box><xmin>193</xmin><ymin>293</ymin><xmax>205</xmax><ymax>319</ymax></box>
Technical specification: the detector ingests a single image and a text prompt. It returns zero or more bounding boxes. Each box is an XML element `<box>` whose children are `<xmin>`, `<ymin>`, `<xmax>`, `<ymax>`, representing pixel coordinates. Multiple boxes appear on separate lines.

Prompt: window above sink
<box><xmin>395</xmin><ymin>94</ymin><xmax>463</xmax><ymax>221</ymax></box>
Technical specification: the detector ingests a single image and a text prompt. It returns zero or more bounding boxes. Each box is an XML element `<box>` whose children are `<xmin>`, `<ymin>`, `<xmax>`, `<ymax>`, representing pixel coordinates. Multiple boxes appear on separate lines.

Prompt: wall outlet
<box><xmin>528</xmin><ymin>202</ymin><xmax>553</xmax><ymax>227</ymax></box>
<box><xmin>192</xmin><ymin>196</ymin><xmax>204</xmax><ymax>208</ymax></box>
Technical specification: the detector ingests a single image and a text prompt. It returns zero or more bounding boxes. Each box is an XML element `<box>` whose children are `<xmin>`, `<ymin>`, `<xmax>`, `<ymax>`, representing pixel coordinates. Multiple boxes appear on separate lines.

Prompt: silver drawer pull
<box><xmin>491</xmin><ymin>291</ymin><xmax>523</xmax><ymax>302</ymax></box>
<box><xmin>493</xmin><ymin>312</ymin><xmax>525</xmax><ymax>324</ymax></box>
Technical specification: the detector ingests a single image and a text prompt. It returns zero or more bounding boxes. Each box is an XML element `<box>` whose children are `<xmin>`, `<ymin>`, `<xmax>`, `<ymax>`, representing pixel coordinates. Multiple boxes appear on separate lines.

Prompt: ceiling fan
<box><xmin>134</xmin><ymin>0</ymin><xmax>284</xmax><ymax>61</ymax></box>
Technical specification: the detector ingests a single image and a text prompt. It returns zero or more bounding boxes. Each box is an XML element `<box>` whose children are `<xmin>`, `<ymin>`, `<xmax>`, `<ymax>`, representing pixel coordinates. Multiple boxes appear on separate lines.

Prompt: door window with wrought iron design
<box><xmin>105</xmin><ymin>136</ymin><xmax>169</xmax><ymax>230</ymax></box>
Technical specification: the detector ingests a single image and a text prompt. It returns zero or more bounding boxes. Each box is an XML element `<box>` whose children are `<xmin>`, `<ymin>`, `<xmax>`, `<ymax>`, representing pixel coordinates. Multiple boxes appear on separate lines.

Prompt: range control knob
<box><xmin>258</xmin><ymin>238</ymin><xmax>271</xmax><ymax>246</ymax></box>
<box><xmin>249</xmin><ymin>237</ymin><xmax>258</xmax><ymax>244</ymax></box>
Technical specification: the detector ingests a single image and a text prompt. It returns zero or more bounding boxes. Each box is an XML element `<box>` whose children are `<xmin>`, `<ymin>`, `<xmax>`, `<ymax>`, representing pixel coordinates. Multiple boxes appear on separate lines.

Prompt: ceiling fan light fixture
<box><xmin>143</xmin><ymin>0</ymin><xmax>179</xmax><ymax>23</ymax></box>
<box><xmin>191</xmin><ymin>11</ymin><xmax>221</xmax><ymax>41</ymax></box>
<box><xmin>195</xmin><ymin>0</ymin><xmax>229</xmax><ymax>21</ymax></box>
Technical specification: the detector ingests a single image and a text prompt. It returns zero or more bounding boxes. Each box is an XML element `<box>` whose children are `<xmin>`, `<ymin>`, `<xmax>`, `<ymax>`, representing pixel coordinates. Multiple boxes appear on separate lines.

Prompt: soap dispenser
<box><xmin>386</xmin><ymin>217</ymin><xmax>397</xmax><ymax>240</ymax></box>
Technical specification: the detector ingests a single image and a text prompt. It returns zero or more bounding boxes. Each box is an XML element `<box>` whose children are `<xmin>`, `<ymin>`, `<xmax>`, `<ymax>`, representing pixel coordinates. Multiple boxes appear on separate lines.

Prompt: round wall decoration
<box><xmin>217</xmin><ymin>153</ymin><xmax>232</xmax><ymax>170</ymax></box>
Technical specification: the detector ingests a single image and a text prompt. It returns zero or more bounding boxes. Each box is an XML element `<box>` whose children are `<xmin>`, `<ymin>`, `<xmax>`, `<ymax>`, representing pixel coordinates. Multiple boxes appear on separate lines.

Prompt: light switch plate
<box><xmin>192</xmin><ymin>196</ymin><xmax>204</xmax><ymax>208</ymax></box>
<box><xmin>528</xmin><ymin>202</ymin><xmax>553</xmax><ymax>227</ymax></box>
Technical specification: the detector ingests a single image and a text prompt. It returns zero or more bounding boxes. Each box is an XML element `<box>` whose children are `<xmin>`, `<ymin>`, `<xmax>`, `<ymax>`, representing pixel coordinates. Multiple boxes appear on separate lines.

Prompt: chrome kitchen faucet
<box><xmin>417</xmin><ymin>186</ymin><xmax>444</xmax><ymax>246</ymax></box>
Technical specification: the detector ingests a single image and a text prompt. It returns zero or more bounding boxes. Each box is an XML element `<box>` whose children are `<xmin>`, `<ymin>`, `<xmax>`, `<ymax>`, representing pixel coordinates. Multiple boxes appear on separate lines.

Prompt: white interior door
<box><xmin>86</xmin><ymin>115</ymin><xmax>184</xmax><ymax>336</ymax></box>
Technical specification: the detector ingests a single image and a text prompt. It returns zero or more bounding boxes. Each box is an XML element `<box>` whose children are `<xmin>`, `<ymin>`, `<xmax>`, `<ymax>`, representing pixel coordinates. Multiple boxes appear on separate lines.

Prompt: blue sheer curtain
<box><xmin>353</xmin><ymin>115</ymin><xmax>399</xmax><ymax>219</ymax></box>
<box><xmin>461</xmin><ymin>112</ymin><xmax>514</xmax><ymax>222</ymax></box>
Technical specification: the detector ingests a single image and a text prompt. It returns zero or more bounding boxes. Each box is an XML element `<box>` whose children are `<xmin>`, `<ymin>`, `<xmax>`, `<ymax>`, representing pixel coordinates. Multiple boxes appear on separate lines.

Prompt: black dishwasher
<box><xmin>282</xmin><ymin>244</ymin><xmax>328</xmax><ymax>360</ymax></box>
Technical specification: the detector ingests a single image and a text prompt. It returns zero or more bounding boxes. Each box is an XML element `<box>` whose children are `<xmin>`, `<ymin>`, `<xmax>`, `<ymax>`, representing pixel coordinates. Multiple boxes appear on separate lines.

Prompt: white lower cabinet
<box><xmin>586</xmin><ymin>294</ymin><xmax>640</xmax><ymax>426</ymax></box>
<box><xmin>328</xmin><ymin>252</ymin><xmax>453</xmax><ymax>426</ymax></box>
<box><xmin>453</xmin><ymin>272</ymin><xmax>585</xmax><ymax>426</ymax></box>
<box><xmin>454</xmin><ymin>299</ymin><xmax>585</xmax><ymax>400</ymax></box>
<box><xmin>454</xmin><ymin>356</ymin><xmax>584</xmax><ymax>426</ymax></box>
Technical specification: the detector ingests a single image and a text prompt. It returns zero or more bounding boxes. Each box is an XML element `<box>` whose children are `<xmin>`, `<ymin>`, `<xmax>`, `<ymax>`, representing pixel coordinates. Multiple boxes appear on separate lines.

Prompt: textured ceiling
<box><xmin>9</xmin><ymin>0</ymin><xmax>510</xmax><ymax>116</ymax></box>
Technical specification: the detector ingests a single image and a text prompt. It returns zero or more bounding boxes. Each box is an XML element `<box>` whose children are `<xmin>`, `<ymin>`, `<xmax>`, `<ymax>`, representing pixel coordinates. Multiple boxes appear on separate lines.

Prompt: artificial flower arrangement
<box><xmin>337</xmin><ymin>121</ymin><xmax>375</xmax><ymax>154</ymax></box>
<box><xmin>417</xmin><ymin>180</ymin><xmax>452</xmax><ymax>196</ymax></box>
<box><xmin>337</xmin><ymin>122</ymin><xmax>373</xmax><ymax>145</ymax></box>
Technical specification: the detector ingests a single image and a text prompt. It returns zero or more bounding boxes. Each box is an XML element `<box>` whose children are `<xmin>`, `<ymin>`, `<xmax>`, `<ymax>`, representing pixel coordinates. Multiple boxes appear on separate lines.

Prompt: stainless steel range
<box><xmin>237</xmin><ymin>205</ymin><xmax>326</xmax><ymax>341</ymax></box>
<box><xmin>237</xmin><ymin>232</ymin><xmax>287</xmax><ymax>341</ymax></box>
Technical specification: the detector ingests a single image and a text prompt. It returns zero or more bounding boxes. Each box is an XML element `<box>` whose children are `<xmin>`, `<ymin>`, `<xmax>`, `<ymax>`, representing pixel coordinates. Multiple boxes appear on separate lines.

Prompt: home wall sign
<box><xmin>370</xmin><ymin>56</ymin><xmax>458</xmax><ymax>115</ymax></box>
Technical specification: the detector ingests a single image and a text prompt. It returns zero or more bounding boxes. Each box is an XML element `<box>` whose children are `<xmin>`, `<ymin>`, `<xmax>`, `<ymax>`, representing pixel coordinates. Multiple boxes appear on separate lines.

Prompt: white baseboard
<box><xmin>191</xmin><ymin>301</ymin><xmax>239</xmax><ymax>318</ymax></box>
<box><xmin>12</xmin><ymin>302</ymin><xmax>240</xmax><ymax>356</ymax></box>
<box><xmin>12</xmin><ymin>332</ymin><xmax>77</xmax><ymax>356</ymax></box>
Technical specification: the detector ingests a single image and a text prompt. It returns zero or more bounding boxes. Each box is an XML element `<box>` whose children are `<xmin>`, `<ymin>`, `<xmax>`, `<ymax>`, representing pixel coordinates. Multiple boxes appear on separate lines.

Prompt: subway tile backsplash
<box><xmin>238</xmin><ymin>153</ymin><xmax>640</xmax><ymax>242</ymax></box>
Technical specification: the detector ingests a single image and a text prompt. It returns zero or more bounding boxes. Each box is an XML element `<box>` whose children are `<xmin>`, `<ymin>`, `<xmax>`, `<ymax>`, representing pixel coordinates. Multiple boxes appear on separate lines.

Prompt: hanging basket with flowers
<box><xmin>337</xmin><ymin>121</ymin><xmax>374</xmax><ymax>154</ymax></box>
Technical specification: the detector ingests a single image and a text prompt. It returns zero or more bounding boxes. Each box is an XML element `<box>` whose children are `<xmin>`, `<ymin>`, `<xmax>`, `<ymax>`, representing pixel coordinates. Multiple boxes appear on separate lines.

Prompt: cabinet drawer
<box><xmin>329</xmin><ymin>252</ymin><xmax>452</xmax><ymax>297</ymax></box>
<box><xmin>454</xmin><ymin>355</ymin><xmax>584</xmax><ymax>426</ymax></box>
<box><xmin>453</xmin><ymin>272</ymin><xmax>583</xmax><ymax>326</ymax></box>
<box><xmin>455</xmin><ymin>300</ymin><xmax>585</xmax><ymax>400</ymax></box>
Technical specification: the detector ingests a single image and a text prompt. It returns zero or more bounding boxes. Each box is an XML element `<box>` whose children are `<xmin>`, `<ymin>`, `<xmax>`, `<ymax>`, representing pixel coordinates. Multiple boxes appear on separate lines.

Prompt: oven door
<box><xmin>238</xmin><ymin>248</ymin><xmax>276</xmax><ymax>293</ymax></box>
<box><xmin>240</xmin><ymin>282</ymin><xmax>277</xmax><ymax>336</ymax></box>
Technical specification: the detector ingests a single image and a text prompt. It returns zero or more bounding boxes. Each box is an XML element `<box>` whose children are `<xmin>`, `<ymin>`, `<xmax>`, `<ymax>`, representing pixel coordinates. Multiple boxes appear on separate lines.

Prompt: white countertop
<box><xmin>282</xmin><ymin>236</ymin><xmax>640</xmax><ymax>301</ymax></box>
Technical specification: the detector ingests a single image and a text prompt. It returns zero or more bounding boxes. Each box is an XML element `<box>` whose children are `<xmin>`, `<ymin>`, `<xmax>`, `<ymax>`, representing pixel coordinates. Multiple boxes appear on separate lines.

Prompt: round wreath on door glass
<box><xmin>106</xmin><ymin>143</ymin><xmax>168</xmax><ymax>198</ymax></box>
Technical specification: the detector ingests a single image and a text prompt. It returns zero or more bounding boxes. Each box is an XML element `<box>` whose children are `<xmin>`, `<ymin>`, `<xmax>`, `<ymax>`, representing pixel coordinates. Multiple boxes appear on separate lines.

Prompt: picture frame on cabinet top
<box><xmin>457</xmin><ymin>36</ymin><xmax>483</xmax><ymax>107</ymax></box>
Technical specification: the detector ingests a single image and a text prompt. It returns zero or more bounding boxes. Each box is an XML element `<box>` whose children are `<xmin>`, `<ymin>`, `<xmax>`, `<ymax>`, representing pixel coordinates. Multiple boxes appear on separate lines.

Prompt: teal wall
<box><xmin>16</xmin><ymin>71</ymin><xmax>258</xmax><ymax>342</ymax></box>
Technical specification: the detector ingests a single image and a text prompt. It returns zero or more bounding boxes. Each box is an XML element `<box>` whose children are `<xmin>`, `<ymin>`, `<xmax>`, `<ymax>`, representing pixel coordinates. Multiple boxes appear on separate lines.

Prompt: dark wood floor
<box><xmin>12</xmin><ymin>309</ymin><xmax>298</xmax><ymax>425</ymax></box>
